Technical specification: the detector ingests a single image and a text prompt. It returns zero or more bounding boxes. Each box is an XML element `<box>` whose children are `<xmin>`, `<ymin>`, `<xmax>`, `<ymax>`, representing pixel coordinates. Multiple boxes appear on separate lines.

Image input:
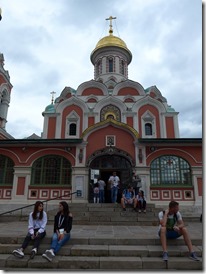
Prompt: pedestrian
<box><xmin>158</xmin><ymin>200</ymin><xmax>200</xmax><ymax>261</ymax></box>
<box><xmin>97</xmin><ymin>177</ymin><xmax>106</xmax><ymax>203</ymax></box>
<box><xmin>42</xmin><ymin>201</ymin><xmax>73</xmax><ymax>262</ymax></box>
<box><xmin>12</xmin><ymin>201</ymin><xmax>47</xmax><ymax>259</ymax></box>
<box><xmin>93</xmin><ymin>182</ymin><xmax>100</xmax><ymax>203</ymax></box>
<box><xmin>136</xmin><ymin>190</ymin><xmax>146</xmax><ymax>213</ymax></box>
<box><xmin>108</xmin><ymin>171</ymin><xmax>120</xmax><ymax>203</ymax></box>
<box><xmin>121</xmin><ymin>185</ymin><xmax>137</xmax><ymax>211</ymax></box>
<box><xmin>131</xmin><ymin>172</ymin><xmax>142</xmax><ymax>195</ymax></box>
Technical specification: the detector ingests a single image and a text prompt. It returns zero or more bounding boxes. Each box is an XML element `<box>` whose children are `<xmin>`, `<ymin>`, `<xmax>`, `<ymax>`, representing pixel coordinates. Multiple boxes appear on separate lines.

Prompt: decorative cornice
<box><xmin>81</xmin><ymin>118</ymin><xmax>139</xmax><ymax>138</ymax></box>
<box><xmin>86</xmin><ymin>146</ymin><xmax>135</xmax><ymax>167</ymax></box>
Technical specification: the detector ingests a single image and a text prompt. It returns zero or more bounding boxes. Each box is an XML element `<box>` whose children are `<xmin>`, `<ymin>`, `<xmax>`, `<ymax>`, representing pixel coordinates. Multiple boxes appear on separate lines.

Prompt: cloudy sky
<box><xmin>0</xmin><ymin>0</ymin><xmax>202</xmax><ymax>139</ymax></box>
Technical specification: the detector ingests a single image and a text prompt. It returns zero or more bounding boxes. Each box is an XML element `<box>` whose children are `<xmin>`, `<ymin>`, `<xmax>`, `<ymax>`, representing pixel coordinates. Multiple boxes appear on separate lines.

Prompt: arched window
<box><xmin>31</xmin><ymin>155</ymin><xmax>72</xmax><ymax>186</ymax></box>
<box><xmin>66</xmin><ymin>111</ymin><xmax>80</xmax><ymax>138</ymax></box>
<box><xmin>100</xmin><ymin>104</ymin><xmax>121</xmax><ymax>122</ymax></box>
<box><xmin>109</xmin><ymin>58</ymin><xmax>113</xmax><ymax>72</ymax></box>
<box><xmin>145</xmin><ymin>123</ymin><xmax>152</xmax><ymax>135</ymax></box>
<box><xmin>0</xmin><ymin>155</ymin><xmax>14</xmax><ymax>185</ymax></box>
<box><xmin>69</xmin><ymin>123</ymin><xmax>76</xmax><ymax>136</ymax></box>
<box><xmin>97</xmin><ymin>60</ymin><xmax>102</xmax><ymax>76</ymax></box>
<box><xmin>120</xmin><ymin>60</ymin><xmax>125</xmax><ymax>75</ymax></box>
<box><xmin>150</xmin><ymin>155</ymin><xmax>192</xmax><ymax>186</ymax></box>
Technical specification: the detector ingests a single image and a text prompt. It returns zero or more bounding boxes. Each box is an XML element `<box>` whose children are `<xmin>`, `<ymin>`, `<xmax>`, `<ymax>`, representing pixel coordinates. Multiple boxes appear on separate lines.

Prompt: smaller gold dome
<box><xmin>95</xmin><ymin>34</ymin><xmax>129</xmax><ymax>51</ymax></box>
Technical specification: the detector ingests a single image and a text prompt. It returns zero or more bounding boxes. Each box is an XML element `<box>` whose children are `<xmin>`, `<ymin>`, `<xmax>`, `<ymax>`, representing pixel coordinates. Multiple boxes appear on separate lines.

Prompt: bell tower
<box><xmin>0</xmin><ymin>54</ymin><xmax>12</xmax><ymax>131</ymax></box>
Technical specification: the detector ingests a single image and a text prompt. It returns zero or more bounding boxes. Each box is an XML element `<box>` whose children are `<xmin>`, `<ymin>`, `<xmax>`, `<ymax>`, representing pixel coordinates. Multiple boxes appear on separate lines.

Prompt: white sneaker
<box><xmin>42</xmin><ymin>249</ymin><xmax>55</xmax><ymax>261</ymax></box>
<box><xmin>12</xmin><ymin>249</ymin><xmax>24</xmax><ymax>258</ymax></box>
<box><xmin>42</xmin><ymin>253</ymin><xmax>52</xmax><ymax>262</ymax></box>
<box><xmin>30</xmin><ymin>248</ymin><xmax>37</xmax><ymax>259</ymax></box>
<box><xmin>138</xmin><ymin>210</ymin><xmax>141</xmax><ymax>213</ymax></box>
<box><xmin>48</xmin><ymin>249</ymin><xmax>55</xmax><ymax>257</ymax></box>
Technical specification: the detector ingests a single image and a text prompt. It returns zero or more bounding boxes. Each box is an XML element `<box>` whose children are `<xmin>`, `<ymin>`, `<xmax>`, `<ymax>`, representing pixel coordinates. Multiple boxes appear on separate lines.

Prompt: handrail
<box><xmin>0</xmin><ymin>191</ymin><xmax>78</xmax><ymax>216</ymax></box>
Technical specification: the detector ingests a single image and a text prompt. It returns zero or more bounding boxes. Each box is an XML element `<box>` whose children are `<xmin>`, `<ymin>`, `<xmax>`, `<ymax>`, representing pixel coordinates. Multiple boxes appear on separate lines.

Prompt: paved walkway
<box><xmin>0</xmin><ymin>221</ymin><xmax>202</xmax><ymax>239</ymax></box>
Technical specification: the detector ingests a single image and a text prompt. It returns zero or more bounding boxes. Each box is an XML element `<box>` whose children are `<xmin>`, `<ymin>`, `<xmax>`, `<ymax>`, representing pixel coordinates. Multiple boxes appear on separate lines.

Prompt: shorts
<box><xmin>124</xmin><ymin>198</ymin><xmax>133</xmax><ymax>205</ymax></box>
<box><xmin>158</xmin><ymin>229</ymin><xmax>182</xmax><ymax>239</ymax></box>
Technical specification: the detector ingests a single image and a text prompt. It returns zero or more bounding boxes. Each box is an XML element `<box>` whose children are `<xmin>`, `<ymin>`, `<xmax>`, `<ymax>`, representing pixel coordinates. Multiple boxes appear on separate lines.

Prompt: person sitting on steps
<box><xmin>158</xmin><ymin>200</ymin><xmax>200</xmax><ymax>262</ymax></box>
<box><xmin>121</xmin><ymin>185</ymin><xmax>137</xmax><ymax>211</ymax></box>
<box><xmin>136</xmin><ymin>190</ymin><xmax>146</xmax><ymax>213</ymax></box>
<box><xmin>12</xmin><ymin>201</ymin><xmax>47</xmax><ymax>259</ymax></box>
<box><xmin>42</xmin><ymin>201</ymin><xmax>73</xmax><ymax>262</ymax></box>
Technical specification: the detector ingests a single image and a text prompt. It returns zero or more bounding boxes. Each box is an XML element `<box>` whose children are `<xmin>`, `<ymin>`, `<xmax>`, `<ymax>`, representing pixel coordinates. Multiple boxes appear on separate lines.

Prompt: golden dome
<box><xmin>91</xmin><ymin>33</ymin><xmax>132</xmax><ymax>64</ymax></box>
<box><xmin>90</xmin><ymin>16</ymin><xmax>132</xmax><ymax>64</ymax></box>
<box><xmin>94</xmin><ymin>34</ymin><xmax>129</xmax><ymax>51</ymax></box>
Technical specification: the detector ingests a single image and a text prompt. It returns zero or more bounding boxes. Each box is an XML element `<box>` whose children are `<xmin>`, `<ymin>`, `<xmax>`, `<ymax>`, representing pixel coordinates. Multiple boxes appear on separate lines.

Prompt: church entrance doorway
<box><xmin>88</xmin><ymin>153</ymin><xmax>134</xmax><ymax>203</ymax></box>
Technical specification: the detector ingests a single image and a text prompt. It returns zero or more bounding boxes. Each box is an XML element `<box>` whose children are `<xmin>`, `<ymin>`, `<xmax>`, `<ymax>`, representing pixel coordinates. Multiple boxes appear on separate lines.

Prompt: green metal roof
<box><xmin>138</xmin><ymin>138</ymin><xmax>202</xmax><ymax>144</ymax></box>
<box><xmin>0</xmin><ymin>138</ymin><xmax>83</xmax><ymax>147</ymax></box>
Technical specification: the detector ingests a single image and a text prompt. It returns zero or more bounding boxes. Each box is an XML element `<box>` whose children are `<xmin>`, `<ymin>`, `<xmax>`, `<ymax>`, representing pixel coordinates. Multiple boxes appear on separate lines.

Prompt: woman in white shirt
<box><xmin>12</xmin><ymin>201</ymin><xmax>47</xmax><ymax>259</ymax></box>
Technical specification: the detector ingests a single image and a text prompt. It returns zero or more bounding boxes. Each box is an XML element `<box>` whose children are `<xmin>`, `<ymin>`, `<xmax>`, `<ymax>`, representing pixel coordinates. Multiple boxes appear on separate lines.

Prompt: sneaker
<box><xmin>42</xmin><ymin>250</ymin><xmax>54</xmax><ymax>262</ymax></box>
<box><xmin>133</xmin><ymin>208</ymin><xmax>137</xmax><ymax>211</ymax></box>
<box><xmin>42</xmin><ymin>253</ymin><xmax>52</xmax><ymax>262</ymax></box>
<box><xmin>162</xmin><ymin>251</ymin><xmax>168</xmax><ymax>261</ymax></box>
<box><xmin>48</xmin><ymin>249</ymin><xmax>55</xmax><ymax>257</ymax></box>
<box><xmin>12</xmin><ymin>249</ymin><xmax>24</xmax><ymax>258</ymax></box>
<box><xmin>189</xmin><ymin>252</ymin><xmax>200</xmax><ymax>261</ymax></box>
<box><xmin>30</xmin><ymin>248</ymin><xmax>37</xmax><ymax>259</ymax></box>
<box><xmin>123</xmin><ymin>208</ymin><xmax>126</xmax><ymax>211</ymax></box>
<box><xmin>143</xmin><ymin>209</ymin><xmax>146</xmax><ymax>213</ymax></box>
<box><xmin>138</xmin><ymin>210</ymin><xmax>141</xmax><ymax>213</ymax></box>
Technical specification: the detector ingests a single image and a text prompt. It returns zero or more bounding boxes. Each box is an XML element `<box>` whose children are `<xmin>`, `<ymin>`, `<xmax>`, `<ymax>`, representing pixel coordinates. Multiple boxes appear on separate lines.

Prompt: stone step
<box><xmin>0</xmin><ymin>208</ymin><xmax>200</xmax><ymax>225</ymax></box>
<box><xmin>2</xmin><ymin>244</ymin><xmax>202</xmax><ymax>257</ymax></box>
<box><xmin>0</xmin><ymin>202</ymin><xmax>201</xmax><ymax>226</ymax></box>
<box><xmin>0</xmin><ymin>221</ymin><xmax>202</xmax><ymax>271</ymax></box>
<box><xmin>0</xmin><ymin>236</ymin><xmax>202</xmax><ymax>246</ymax></box>
<box><xmin>1</xmin><ymin>255</ymin><xmax>202</xmax><ymax>270</ymax></box>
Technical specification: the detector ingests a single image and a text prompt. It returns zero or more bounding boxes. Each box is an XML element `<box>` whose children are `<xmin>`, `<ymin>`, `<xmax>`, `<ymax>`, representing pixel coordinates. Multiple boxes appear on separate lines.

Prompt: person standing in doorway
<box><xmin>108</xmin><ymin>171</ymin><xmax>120</xmax><ymax>203</ymax></box>
<box><xmin>97</xmin><ymin>177</ymin><xmax>106</xmax><ymax>203</ymax></box>
<box><xmin>93</xmin><ymin>182</ymin><xmax>100</xmax><ymax>203</ymax></box>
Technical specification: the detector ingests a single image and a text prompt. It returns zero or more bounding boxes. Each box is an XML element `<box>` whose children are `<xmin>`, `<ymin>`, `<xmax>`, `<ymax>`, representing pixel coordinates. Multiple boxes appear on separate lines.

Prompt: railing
<box><xmin>0</xmin><ymin>190</ymin><xmax>81</xmax><ymax>217</ymax></box>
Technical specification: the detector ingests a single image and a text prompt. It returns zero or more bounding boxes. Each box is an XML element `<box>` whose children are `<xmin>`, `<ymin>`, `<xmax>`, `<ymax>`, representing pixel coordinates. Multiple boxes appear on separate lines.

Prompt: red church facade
<box><xmin>0</xmin><ymin>19</ymin><xmax>202</xmax><ymax>211</ymax></box>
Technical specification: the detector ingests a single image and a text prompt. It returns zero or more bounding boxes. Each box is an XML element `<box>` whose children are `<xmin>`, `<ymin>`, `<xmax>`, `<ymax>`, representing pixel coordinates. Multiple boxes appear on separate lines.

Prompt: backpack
<box><xmin>159</xmin><ymin>210</ymin><xmax>178</xmax><ymax>230</ymax></box>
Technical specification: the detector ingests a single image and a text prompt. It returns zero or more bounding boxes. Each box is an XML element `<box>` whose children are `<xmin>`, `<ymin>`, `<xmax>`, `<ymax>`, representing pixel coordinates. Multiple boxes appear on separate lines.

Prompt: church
<box><xmin>0</xmin><ymin>17</ymin><xmax>202</xmax><ymax>210</ymax></box>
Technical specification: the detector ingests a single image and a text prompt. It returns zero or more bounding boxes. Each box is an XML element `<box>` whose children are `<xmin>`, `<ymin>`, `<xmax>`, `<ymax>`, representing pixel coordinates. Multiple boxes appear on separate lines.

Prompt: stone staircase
<box><xmin>0</xmin><ymin>226</ymin><xmax>202</xmax><ymax>270</ymax></box>
<box><xmin>0</xmin><ymin>203</ymin><xmax>201</xmax><ymax>225</ymax></box>
<box><xmin>0</xmin><ymin>203</ymin><xmax>202</xmax><ymax>270</ymax></box>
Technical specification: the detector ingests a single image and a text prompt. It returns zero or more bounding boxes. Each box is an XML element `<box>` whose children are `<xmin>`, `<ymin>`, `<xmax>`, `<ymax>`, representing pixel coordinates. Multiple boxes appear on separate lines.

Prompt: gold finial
<box><xmin>106</xmin><ymin>16</ymin><xmax>116</xmax><ymax>35</ymax></box>
<box><xmin>50</xmin><ymin>91</ymin><xmax>56</xmax><ymax>104</ymax></box>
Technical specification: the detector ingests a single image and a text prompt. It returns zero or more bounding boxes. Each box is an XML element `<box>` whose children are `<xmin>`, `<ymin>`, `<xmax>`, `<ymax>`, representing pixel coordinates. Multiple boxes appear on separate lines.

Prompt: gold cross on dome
<box><xmin>106</xmin><ymin>16</ymin><xmax>116</xmax><ymax>34</ymax></box>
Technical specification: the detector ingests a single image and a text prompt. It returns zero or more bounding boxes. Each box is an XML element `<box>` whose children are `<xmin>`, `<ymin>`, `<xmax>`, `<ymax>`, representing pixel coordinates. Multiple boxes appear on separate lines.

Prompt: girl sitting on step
<box><xmin>12</xmin><ymin>201</ymin><xmax>47</xmax><ymax>259</ymax></box>
<box><xmin>42</xmin><ymin>201</ymin><xmax>73</xmax><ymax>262</ymax></box>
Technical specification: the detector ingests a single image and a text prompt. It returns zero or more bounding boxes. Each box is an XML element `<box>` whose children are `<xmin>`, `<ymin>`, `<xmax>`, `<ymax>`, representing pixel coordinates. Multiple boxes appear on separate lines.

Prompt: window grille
<box><xmin>150</xmin><ymin>155</ymin><xmax>192</xmax><ymax>186</ymax></box>
<box><xmin>31</xmin><ymin>155</ymin><xmax>72</xmax><ymax>186</ymax></box>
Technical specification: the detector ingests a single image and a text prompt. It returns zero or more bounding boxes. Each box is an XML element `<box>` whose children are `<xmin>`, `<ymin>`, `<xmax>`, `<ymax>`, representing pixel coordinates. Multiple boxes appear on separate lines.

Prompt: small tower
<box><xmin>0</xmin><ymin>53</ymin><xmax>12</xmax><ymax>130</ymax></box>
<box><xmin>90</xmin><ymin>16</ymin><xmax>132</xmax><ymax>84</ymax></box>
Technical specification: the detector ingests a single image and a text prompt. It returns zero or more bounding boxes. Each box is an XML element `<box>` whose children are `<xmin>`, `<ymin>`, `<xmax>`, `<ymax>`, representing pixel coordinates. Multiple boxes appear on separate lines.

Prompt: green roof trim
<box><xmin>138</xmin><ymin>138</ymin><xmax>202</xmax><ymax>144</ymax></box>
<box><xmin>0</xmin><ymin>138</ymin><xmax>83</xmax><ymax>146</ymax></box>
<box><xmin>167</xmin><ymin>105</ymin><xmax>176</xmax><ymax>112</ymax></box>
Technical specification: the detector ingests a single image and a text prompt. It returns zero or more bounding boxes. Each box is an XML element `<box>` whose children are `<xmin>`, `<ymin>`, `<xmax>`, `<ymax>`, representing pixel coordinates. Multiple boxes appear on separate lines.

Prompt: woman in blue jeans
<box><xmin>42</xmin><ymin>201</ymin><xmax>73</xmax><ymax>262</ymax></box>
